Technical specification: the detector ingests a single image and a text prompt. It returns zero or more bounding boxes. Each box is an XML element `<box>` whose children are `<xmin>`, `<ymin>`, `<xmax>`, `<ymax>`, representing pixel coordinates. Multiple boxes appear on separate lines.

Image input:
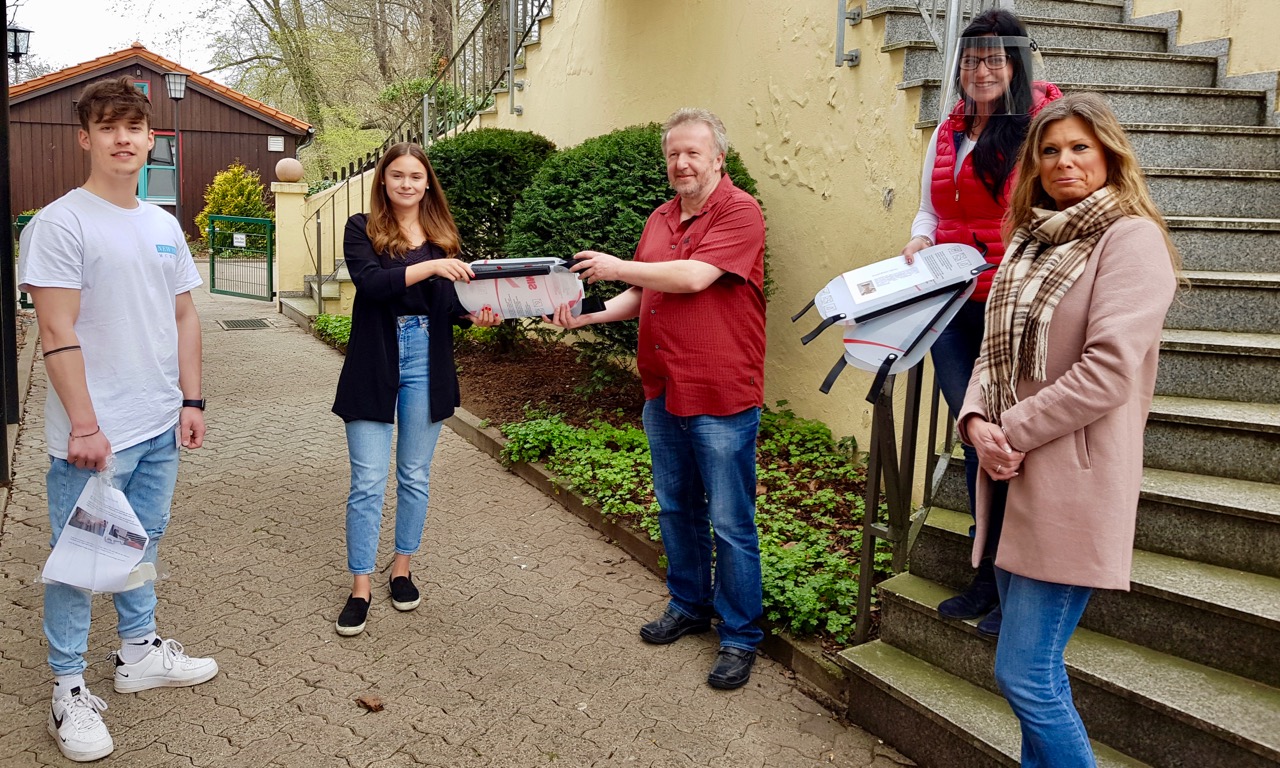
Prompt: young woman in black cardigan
<box><xmin>331</xmin><ymin>142</ymin><xmax>499</xmax><ymax>636</ymax></box>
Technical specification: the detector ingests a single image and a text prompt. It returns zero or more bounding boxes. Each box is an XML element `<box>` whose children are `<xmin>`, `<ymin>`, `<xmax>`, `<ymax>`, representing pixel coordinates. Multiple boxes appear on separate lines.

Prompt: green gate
<box><xmin>208</xmin><ymin>215</ymin><xmax>275</xmax><ymax>301</ymax></box>
<box><xmin>14</xmin><ymin>214</ymin><xmax>33</xmax><ymax>308</ymax></box>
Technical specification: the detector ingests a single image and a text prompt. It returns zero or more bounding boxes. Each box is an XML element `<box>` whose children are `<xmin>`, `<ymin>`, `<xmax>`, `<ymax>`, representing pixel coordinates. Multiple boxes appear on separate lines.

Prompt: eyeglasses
<box><xmin>959</xmin><ymin>53</ymin><xmax>1010</xmax><ymax>71</ymax></box>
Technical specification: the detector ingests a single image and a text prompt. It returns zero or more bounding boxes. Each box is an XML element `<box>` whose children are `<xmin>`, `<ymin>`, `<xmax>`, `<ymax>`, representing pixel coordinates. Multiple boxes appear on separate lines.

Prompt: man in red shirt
<box><xmin>552</xmin><ymin>108</ymin><xmax>767</xmax><ymax>689</ymax></box>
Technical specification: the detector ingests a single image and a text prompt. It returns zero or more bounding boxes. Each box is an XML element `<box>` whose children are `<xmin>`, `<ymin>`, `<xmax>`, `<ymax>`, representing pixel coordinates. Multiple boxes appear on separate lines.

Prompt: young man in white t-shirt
<box><xmin>17</xmin><ymin>76</ymin><xmax>218</xmax><ymax>763</ymax></box>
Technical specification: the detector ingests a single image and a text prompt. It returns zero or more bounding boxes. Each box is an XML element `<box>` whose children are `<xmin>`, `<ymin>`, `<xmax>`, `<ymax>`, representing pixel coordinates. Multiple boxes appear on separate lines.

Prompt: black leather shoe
<box><xmin>938</xmin><ymin>559</ymin><xmax>999</xmax><ymax>620</ymax></box>
<box><xmin>707</xmin><ymin>647</ymin><xmax>756</xmax><ymax>690</ymax></box>
<box><xmin>639</xmin><ymin>609</ymin><xmax>712</xmax><ymax>645</ymax></box>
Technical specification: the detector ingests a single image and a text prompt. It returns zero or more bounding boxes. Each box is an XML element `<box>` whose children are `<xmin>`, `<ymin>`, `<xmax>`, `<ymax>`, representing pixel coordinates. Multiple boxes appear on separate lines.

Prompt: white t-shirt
<box><xmin>18</xmin><ymin>188</ymin><xmax>203</xmax><ymax>459</ymax></box>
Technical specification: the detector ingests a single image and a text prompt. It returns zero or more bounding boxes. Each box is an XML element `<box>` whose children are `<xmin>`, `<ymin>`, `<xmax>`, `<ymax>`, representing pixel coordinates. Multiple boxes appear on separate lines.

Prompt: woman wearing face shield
<box><xmin>900</xmin><ymin>9</ymin><xmax>1061</xmax><ymax>637</ymax></box>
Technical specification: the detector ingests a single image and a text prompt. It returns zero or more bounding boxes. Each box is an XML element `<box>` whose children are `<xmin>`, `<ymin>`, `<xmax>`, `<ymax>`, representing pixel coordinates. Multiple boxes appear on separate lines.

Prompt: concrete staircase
<box><xmin>839</xmin><ymin>1</ymin><xmax>1280</xmax><ymax>765</ymax></box>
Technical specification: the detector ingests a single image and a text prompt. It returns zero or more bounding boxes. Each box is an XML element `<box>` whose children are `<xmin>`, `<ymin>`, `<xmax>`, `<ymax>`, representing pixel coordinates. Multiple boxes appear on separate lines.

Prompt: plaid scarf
<box><xmin>978</xmin><ymin>187</ymin><xmax>1125</xmax><ymax>423</ymax></box>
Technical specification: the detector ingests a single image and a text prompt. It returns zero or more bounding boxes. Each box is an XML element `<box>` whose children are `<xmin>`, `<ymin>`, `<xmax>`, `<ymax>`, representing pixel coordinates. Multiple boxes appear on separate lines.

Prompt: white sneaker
<box><xmin>112</xmin><ymin>638</ymin><xmax>219</xmax><ymax>693</ymax></box>
<box><xmin>48</xmin><ymin>686</ymin><xmax>113</xmax><ymax>762</ymax></box>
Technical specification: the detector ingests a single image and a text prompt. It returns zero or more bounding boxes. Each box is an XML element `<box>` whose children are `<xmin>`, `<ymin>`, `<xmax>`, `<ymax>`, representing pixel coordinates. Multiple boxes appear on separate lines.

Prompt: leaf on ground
<box><xmin>355</xmin><ymin>694</ymin><xmax>384</xmax><ymax>712</ymax></box>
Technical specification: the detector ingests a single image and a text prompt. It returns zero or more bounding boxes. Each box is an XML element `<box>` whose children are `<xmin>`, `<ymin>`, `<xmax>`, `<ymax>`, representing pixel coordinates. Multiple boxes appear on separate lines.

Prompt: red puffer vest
<box><xmin>931</xmin><ymin>81</ymin><xmax>1062</xmax><ymax>302</ymax></box>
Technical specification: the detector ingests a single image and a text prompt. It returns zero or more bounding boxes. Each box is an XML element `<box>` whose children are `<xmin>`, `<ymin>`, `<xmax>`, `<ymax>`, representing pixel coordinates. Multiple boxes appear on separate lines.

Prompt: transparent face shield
<box><xmin>940</xmin><ymin>35</ymin><xmax>1040</xmax><ymax>123</ymax></box>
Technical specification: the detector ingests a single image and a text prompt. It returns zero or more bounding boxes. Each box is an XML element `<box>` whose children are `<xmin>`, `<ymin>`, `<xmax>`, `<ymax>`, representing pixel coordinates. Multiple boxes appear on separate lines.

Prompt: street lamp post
<box><xmin>162</xmin><ymin>71</ymin><xmax>188</xmax><ymax>234</ymax></box>
<box><xmin>1</xmin><ymin>23</ymin><xmax>33</xmax><ymax>484</ymax></box>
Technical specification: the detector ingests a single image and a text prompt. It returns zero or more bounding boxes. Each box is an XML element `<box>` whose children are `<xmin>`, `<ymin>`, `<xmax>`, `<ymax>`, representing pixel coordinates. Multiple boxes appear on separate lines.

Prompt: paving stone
<box><xmin>0</xmin><ymin>270</ymin><xmax>903</xmax><ymax>766</ymax></box>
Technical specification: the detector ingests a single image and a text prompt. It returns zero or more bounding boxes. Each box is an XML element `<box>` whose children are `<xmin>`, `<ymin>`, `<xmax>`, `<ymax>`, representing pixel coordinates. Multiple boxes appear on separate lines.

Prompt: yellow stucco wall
<box><xmin>479</xmin><ymin>0</ymin><xmax>933</xmax><ymax>446</ymax></box>
<box><xmin>1132</xmin><ymin>0</ymin><xmax>1280</xmax><ymax>76</ymax></box>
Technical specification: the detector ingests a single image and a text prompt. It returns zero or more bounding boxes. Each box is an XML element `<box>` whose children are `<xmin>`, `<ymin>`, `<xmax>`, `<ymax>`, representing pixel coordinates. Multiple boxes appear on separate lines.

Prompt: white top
<box><xmin>910</xmin><ymin>124</ymin><xmax>976</xmax><ymax>241</ymax></box>
<box><xmin>18</xmin><ymin>188</ymin><xmax>203</xmax><ymax>458</ymax></box>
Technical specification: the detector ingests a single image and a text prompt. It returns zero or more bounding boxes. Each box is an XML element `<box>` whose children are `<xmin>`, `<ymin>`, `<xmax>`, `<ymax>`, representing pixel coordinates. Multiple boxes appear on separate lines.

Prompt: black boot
<box><xmin>937</xmin><ymin>558</ymin><xmax>999</xmax><ymax>620</ymax></box>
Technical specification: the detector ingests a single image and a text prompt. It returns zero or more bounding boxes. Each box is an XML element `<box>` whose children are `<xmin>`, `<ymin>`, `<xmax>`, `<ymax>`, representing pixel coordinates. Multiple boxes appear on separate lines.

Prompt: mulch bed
<box><xmin>455</xmin><ymin>336</ymin><xmax>644</xmax><ymax>427</ymax></box>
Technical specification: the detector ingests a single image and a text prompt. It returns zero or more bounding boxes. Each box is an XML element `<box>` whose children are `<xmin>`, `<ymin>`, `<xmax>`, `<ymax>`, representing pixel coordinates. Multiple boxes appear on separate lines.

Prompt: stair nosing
<box><xmin>923</xmin><ymin>507</ymin><xmax>1280</xmax><ymax>626</ymax></box>
<box><xmin>840</xmin><ymin>639</ymin><xmax>1149</xmax><ymax>767</ymax></box>
<box><xmin>1148</xmin><ymin>394</ymin><xmax>1280</xmax><ymax>434</ymax></box>
<box><xmin>882</xmin><ymin>573</ymin><xmax>1280</xmax><ymax>759</ymax></box>
<box><xmin>1161</xmin><ymin>328</ymin><xmax>1280</xmax><ymax>357</ymax></box>
<box><xmin>1145</xmin><ymin>168</ymin><xmax>1280</xmax><ymax>180</ymax></box>
<box><xmin>868</xmin><ymin>5</ymin><xmax>1165</xmax><ymax>34</ymax></box>
<box><xmin>899</xmin><ymin>78</ymin><xmax>1266</xmax><ymax>98</ymax></box>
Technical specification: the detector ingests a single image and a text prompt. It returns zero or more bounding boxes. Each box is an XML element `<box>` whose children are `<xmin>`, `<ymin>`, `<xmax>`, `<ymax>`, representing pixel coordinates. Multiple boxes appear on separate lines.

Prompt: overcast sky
<box><xmin>12</xmin><ymin>0</ymin><xmax>219</xmax><ymax>75</ymax></box>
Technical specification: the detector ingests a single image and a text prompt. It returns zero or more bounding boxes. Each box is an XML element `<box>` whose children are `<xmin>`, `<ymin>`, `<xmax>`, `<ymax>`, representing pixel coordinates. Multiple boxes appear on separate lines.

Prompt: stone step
<box><xmin>914</xmin><ymin>507</ymin><xmax>1280</xmax><ymax>686</ymax></box>
<box><xmin>871</xmin><ymin>6</ymin><xmax>1170</xmax><ymax>52</ymax></box>
<box><xmin>1000</xmin><ymin>0</ymin><xmax>1125</xmax><ymax>24</ymax></box>
<box><xmin>1145</xmin><ymin>395</ymin><xmax>1280</xmax><ymax>484</ymax></box>
<box><xmin>1145</xmin><ymin>168</ymin><xmax>1280</xmax><ymax>219</ymax></box>
<box><xmin>838</xmin><ymin>639</ymin><xmax>1149</xmax><ymax>768</ymax></box>
<box><xmin>1166</xmin><ymin>217</ymin><xmax>1280</xmax><ymax>272</ymax></box>
<box><xmin>1128</xmin><ymin>124</ymin><xmax>1280</xmax><ymax>171</ymax></box>
<box><xmin>1158</xmin><ymin>328</ymin><xmax>1280</xmax><ymax>404</ymax></box>
<box><xmin>277</xmin><ymin>295</ymin><xmax>319</xmax><ymax>330</ymax></box>
<box><xmin>872</xmin><ymin>572</ymin><xmax>1280</xmax><ymax>767</ymax></box>
<box><xmin>1139</xmin><ymin>466</ymin><xmax>1280</xmax><ymax>578</ymax></box>
<box><xmin>929</xmin><ymin>449</ymin><xmax>1280</xmax><ymax>576</ymax></box>
<box><xmin>1161</xmin><ymin>269</ymin><xmax>1280</xmax><ymax>334</ymax></box>
<box><xmin>893</xmin><ymin>43</ymin><xmax>1216</xmax><ymax>89</ymax></box>
<box><xmin>909</xmin><ymin>81</ymin><xmax>1267</xmax><ymax>127</ymax></box>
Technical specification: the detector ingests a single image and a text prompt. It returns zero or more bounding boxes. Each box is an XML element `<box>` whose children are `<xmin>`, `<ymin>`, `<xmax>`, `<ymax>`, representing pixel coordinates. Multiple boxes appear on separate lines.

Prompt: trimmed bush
<box><xmin>195</xmin><ymin>162</ymin><xmax>273</xmax><ymax>246</ymax></box>
<box><xmin>429</xmin><ymin>128</ymin><xmax>557</xmax><ymax>262</ymax></box>
<box><xmin>505</xmin><ymin>123</ymin><xmax>768</xmax><ymax>359</ymax></box>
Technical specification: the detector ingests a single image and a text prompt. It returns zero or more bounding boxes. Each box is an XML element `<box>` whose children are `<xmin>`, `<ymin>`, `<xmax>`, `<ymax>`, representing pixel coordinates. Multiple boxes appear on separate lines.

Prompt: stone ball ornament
<box><xmin>275</xmin><ymin>158</ymin><xmax>305</xmax><ymax>183</ymax></box>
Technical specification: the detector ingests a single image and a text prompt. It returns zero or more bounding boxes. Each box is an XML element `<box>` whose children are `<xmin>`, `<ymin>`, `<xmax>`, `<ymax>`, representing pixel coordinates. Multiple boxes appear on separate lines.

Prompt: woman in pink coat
<box><xmin>957</xmin><ymin>93</ymin><xmax>1179</xmax><ymax>766</ymax></box>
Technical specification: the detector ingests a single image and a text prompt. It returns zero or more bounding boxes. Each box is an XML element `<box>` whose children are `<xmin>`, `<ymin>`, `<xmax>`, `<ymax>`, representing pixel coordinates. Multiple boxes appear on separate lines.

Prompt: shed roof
<box><xmin>10</xmin><ymin>42</ymin><xmax>311</xmax><ymax>135</ymax></box>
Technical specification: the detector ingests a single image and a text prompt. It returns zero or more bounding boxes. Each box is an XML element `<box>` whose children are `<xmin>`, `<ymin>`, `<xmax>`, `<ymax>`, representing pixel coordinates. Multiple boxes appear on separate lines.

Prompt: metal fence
<box><xmin>208</xmin><ymin>215</ymin><xmax>275</xmax><ymax>302</ymax></box>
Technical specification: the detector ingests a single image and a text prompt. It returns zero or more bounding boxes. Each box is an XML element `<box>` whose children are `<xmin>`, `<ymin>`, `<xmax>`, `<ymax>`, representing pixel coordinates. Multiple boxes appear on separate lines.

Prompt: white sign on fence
<box><xmin>232</xmin><ymin>233</ymin><xmax>248</xmax><ymax>248</ymax></box>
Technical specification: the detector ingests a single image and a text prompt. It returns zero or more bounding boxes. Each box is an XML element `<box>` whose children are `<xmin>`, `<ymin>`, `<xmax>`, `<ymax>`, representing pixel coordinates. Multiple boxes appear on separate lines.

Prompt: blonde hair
<box><xmin>366</xmin><ymin>142</ymin><xmax>461</xmax><ymax>258</ymax></box>
<box><xmin>1005</xmin><ymin>92</ymin><xmax>1180</xmax><ymax>273</ymax></box>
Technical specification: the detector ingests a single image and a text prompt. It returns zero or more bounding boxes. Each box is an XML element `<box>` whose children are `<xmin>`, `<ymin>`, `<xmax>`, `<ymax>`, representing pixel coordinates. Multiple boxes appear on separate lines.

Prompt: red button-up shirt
<box><xmin>635</xmin><ymin>174</ymin><xmax>766</xmax><ymax>416</ymax></box>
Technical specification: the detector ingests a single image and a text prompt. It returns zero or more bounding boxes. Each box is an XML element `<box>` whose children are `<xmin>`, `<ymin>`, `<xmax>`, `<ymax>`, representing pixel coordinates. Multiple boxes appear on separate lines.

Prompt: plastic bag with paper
<box><xmin>41</xmin><ymin>467</ymin><xmax>158</xmax><ymax>594</ymax></box>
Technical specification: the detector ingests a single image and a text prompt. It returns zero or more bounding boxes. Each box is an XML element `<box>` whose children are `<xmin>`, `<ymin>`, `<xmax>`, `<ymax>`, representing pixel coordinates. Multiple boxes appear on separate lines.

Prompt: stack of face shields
<box><xmin>792</xmin><ymin>243</ymin><xmax>993</xmax><ymax>400</ymax></box>
<box><xmin>454</xmin><ymin>257</ymin><xmax>604</xmax><ymax>319</ymax></box>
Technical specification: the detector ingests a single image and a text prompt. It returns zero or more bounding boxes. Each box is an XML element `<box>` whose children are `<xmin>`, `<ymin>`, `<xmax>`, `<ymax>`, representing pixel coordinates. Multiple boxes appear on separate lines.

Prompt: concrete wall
<box><xmin>1132</xmin><ymin>0</ymin><xmax>1280</xmax><ymax>75</ymax></box>
<box><xmin>480</xmin><ymin>0</ymin><xmax>933</xmax><ymax>446</ymax></box>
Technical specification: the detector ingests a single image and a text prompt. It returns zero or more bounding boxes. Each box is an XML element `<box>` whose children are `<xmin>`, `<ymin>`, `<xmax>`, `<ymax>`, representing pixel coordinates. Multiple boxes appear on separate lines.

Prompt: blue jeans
<box><xmin>44</xmin><ymin>429</ymin><xmax>180</xmax><ymax>676</ymax></box>
<box><xmin>344</xmin><ymin>315</ymin><xmax>444</xmax><ymax>575</ymax></box>
<box><xmin>994</xmin><ymin>568</ymin><xmax>1096</xmax><ymax>768</ymax></box>
<box><xmin>932</xmin><ymin>298</ymin><xmax>985</xmax><ymax>519</ymax></box>
<box><xmin>643</xmin><ymin>396</ymin><xmax>764</xmax><ymax>651</ymax></box>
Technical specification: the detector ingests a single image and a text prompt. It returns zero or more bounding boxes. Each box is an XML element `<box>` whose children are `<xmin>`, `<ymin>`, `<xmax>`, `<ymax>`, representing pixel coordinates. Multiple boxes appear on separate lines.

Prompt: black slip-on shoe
<box><xmin>335</xmin><ymin>595</ymin><xmax>370</xmax><ymax>636</ymax></box>
<box><xmin>390</xmin><ymin>574</ymin><xmax>421</xmax><ymax>612</ymax></box>
<box><xmin>707</xmin><ymin>647</ymin><xmax>756</xmax><ymax>690</ymax></box>
<box><xmin>639</xmin><ymin>609</ymin><xmax>712</xmax><ymax>645</ymax></box>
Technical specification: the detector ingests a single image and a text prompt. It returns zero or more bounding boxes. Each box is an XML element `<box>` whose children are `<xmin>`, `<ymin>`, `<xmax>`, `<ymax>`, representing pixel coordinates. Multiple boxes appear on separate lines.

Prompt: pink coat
<box><xmin>958</xmin><ymin>217</ymin><xmax>1177</xmax><ymax>590</ymax></box>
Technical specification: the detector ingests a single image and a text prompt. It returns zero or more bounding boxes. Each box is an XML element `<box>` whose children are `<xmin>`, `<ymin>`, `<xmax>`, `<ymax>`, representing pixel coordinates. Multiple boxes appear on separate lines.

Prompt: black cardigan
<box><xmin>331</xmin><ymin>213</ymin><xmax>471</xmax><ymax>424</ymax></box>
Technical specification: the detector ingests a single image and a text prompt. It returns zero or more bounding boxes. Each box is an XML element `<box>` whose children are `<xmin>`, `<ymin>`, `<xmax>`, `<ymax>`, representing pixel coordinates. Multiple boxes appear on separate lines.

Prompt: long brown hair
<box><xmin>366</xmin><ymin>142</ymin><xmax>461</xmax><ymax>258</ymax></box>
<box><xmin>1004</xmin><ymin>93</ymin><xmax>1180</xmax><ymax>273</ymax></box>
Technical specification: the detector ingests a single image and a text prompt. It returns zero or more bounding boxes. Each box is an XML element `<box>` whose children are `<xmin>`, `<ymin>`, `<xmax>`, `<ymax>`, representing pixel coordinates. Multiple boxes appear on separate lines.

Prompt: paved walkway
<box><xmin>0</xmin><ymin>277</ymin><xmax>912</xmax><ymax>767</ymax></box>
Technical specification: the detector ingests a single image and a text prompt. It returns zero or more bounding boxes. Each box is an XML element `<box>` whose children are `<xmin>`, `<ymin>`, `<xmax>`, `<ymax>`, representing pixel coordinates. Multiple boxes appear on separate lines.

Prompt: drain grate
<box><xmin>218</xmin><ymin>319</ymin><xmax>271</xmax><ymax>330</ymax></box>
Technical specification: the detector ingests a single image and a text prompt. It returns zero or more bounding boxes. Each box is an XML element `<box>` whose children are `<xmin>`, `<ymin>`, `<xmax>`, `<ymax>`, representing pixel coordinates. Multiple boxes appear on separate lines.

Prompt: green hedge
<box><xmin>505</xmin><ymin>123</ymin><xmax>768</xmax><ymax>360</ymax></box>
<box><xmin>429</xmin><ymin>128</ymin><xmax>557</xmax><ymax>262</ymax></box>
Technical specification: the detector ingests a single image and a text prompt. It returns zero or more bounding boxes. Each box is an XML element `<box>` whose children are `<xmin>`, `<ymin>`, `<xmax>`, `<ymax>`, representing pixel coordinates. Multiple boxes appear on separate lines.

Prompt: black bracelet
<box><xmin>69</xmin><ymin>426</ymin><xmax>101</xmax><ymax>439</ymax></box>
<box><xmin>43</xmin><ymin>345</ymin><xmax>82</xmax><ymax>359</ymax></box>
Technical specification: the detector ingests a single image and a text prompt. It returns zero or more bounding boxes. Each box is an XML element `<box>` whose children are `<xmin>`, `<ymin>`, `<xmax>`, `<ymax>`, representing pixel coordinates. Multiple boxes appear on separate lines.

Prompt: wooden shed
<box><xmin>8</xmin><ymin>43</ymin><xmax>313</xmax><ymax>239</ymax></box>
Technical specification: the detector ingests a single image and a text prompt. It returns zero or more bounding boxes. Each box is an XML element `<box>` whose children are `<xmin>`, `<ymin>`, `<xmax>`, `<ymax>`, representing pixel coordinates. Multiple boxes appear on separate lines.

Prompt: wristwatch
<box><xmin>182</xmin><ymin>399</ymin><xmax>206</xmax><ymax>410</ymax></box>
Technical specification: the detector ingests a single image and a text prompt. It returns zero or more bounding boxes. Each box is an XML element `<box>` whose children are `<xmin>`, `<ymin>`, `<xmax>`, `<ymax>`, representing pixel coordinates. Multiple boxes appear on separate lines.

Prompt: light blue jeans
<box><xmin>643</xmin><ymin>396</ymin><xmax>764</xmax><ymax>651</ymax></box>
<box><xmin>994</xmin><ymin>567</ymin><xmax>1097</xmax><ymax>768</ymax></box>
<box><xmin>44</xmin><ymin>429</ymin><xmax>180</xmax><ymax>676</ymax></box>
<box><xmin>344</xmin><ymin>315</ymin><xmax>443</xmax><ymax>575</ymax></box>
